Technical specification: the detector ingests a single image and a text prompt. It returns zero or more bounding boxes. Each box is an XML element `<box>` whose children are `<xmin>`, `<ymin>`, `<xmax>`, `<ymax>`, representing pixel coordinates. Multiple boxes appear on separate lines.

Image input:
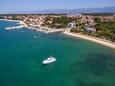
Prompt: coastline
<box><xmin>0</xmin><ymin>19</ymin><xmax>28</xmax><ymax>27</ymax></box>
<box><xmin>1</xmin><ymin>19</ymin><xmax>115</xmax><ymax>49</ymax></box>
<box><xmin>63</xmin><ymin>31</ymin><xmax>115</xmax><ymax>49</ymax></box>
<box><xmin>0</xmin><ymin>19</ymin><xmax>63</xmax><ymax>33</ymax></box>
<box><xmin>0</xmin><ymin>19</ymin><xmax>21</xmax><ymax>23</ymax></box>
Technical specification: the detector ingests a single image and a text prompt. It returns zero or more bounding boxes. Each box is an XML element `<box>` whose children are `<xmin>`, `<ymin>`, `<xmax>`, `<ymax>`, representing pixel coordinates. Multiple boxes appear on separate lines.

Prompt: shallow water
<box><xmin>0</xmin><ymin>20</ymin><xmax>115</xmax><ymax>86</ymax></box>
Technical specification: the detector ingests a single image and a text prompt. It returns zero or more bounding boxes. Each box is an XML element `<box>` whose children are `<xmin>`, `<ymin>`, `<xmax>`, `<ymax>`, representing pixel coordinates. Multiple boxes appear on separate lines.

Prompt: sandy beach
<box><xmin>64</xmin><ymin>31</ymin><xmax>115</xmax><ymax>49</ymax></box>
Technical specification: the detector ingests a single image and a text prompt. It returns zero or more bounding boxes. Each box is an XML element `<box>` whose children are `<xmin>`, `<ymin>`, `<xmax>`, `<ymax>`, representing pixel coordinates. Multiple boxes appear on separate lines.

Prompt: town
<box><xmin>1</xmin><ymin>13</ymin><xmax>115</xmax><ymax>41</ymax></box>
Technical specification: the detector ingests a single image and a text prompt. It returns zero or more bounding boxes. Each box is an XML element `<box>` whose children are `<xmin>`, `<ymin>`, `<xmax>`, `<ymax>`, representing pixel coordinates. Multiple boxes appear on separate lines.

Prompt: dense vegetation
<box><xmin>83</xmin><ymin>13</ymin><xmax>115</xmax><ymax>16</ymax></box>
<box><xmin>71</xmin><ymin>17</ymin><xmax>115</xmax><ymax>42</ymax></box>
<box><xmin>43</xmin><ymin>16</ymin><xmax>74</xmax><ymax>28</ymax></box>
<box><xmin>70</xmin><ymin>19</ymin><xmax>85</xmax><ymax>33</ymax></box>
<box><xmin>94</xmin><ymin>17</ymin><xmax>115</xmax><ymax>41</ymax></box>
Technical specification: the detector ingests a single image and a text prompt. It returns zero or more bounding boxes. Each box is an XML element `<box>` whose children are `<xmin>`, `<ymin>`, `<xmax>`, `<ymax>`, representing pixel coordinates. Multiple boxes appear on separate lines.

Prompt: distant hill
<box><xmin>1</xmin><ymin>7</ymin><xmax>115</xmax><ymax>14</ymax></box>
<box><xmin>39</xmin><ymin>7</ymin><xmax>115</xmax><ymax>14</ymax></box>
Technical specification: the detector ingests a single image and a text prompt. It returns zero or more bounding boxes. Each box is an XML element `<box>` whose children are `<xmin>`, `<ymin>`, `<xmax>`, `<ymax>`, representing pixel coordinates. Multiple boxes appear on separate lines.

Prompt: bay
<box><xmin>0</xmin><ymin>20</ymin><xmax>115</xmax><ymax>86</ymax></box>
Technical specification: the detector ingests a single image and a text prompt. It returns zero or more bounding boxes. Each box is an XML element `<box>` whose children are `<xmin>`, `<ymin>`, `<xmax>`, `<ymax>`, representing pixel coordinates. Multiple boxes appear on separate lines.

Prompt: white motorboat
<box><xmin>42</xmin><ymin>56</ymin><xmax>56</xmax><ymax>64</ymax></box>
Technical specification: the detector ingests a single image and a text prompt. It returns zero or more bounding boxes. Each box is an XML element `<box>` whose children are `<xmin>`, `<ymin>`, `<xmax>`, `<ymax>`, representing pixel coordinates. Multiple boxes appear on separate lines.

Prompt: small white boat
<box><xmin>42</xmin><ymin>56</ymin><xmax>56</xmax><ymax>64</ymax></box>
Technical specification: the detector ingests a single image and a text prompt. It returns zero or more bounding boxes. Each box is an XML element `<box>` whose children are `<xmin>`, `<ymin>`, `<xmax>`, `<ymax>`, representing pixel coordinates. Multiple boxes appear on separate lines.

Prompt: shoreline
<box><xmin>0</xmin><ymin>19</ymin><xmax>21</xmax><ymax>22</ymax></box>
<box><xmin>63</xmin><ymin>31</ymin><xmax>115</xmax><ymax>49</ymax></box>
<box><xmin>0</xmin><ymin>19</ymin><xmax>63</xmax><ymax>33</ymax></box>
<box><xmin>1</xmin><ymin>19</ymin><xmax>115</xmax><ymax>49</ymax></box>
<box><xmin>0</xmin><ymin>19</ymin><xmax>28</xmax><ymax>27</ymax></box>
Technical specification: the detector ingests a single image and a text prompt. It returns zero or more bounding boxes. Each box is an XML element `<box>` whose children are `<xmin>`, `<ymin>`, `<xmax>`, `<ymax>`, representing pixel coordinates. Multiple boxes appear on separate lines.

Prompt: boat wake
<box><xmin>5</xmin><ymin>25</ymin><xmax>24</xmax><ymax>30</ymax></box>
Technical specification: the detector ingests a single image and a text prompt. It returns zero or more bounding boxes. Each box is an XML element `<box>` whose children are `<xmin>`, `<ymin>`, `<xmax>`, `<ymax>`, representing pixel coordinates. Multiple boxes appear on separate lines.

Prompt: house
<box><xmin>68</xmin><ymin>21</ymin><xmax>76</xmax><ymax>29</ymax></box>
<box><xmin>67</xmin><ymin>14</ymin><xmax>82</xmax><ymax>18</ymax></box>
<box><xmin>84</xmin><ymin>27</ymin><xmax>96</xmax><ymax>34</ymax></box>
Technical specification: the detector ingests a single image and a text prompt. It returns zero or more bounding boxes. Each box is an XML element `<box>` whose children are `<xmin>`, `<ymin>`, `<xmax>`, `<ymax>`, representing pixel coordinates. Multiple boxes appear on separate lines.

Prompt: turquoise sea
<box><xmin>0</xmin><ymin>20</ymin><xmax>115</xmax><ymax>86</ymax></box>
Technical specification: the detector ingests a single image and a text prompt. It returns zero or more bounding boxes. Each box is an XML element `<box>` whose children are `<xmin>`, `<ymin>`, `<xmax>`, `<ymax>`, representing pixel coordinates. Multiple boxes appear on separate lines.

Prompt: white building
<box><xmin>84</xmin><ymin>27</ymin><xmax>96</xmax><ymax>33</ymax></box>
<box><xmin>67</xmin><ymin>14</ymin><xmax>82</xmax><ymax>17</ymax></box>
<box><xmin>68</xmin><ymin>22</ymin><xmax>76</xmax><ymax>29</ymax></box>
